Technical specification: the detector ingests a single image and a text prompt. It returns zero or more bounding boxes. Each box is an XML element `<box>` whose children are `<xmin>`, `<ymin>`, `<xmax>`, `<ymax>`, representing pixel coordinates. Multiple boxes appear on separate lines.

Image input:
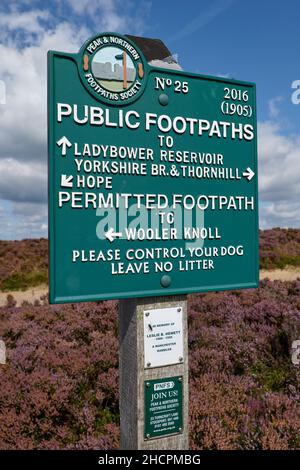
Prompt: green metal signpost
<box><xmin>48</xmin><ymin>32</ymin><xmax>258</xmax><ymax>449</ymax></box>
<box><xmin>48</xmin><ymin>32</ymin><xmax>258</xmax><ymax>305</ymax></box>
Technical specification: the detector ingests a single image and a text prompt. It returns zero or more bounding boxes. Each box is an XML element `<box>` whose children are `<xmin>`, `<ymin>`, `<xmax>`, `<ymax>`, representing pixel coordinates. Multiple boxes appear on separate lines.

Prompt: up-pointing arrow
<box><xmin>61</xmin><ymin>174</ymin><xmax>73</xmax><ymax>188</ymax></box>
<box><xmin>242</xmin><ymin>167</ymin><xmax>255</xmax><ymax>181</ymax></box>
<box><xmin>56</xmin><ymin>136</ymin><xmax>72</xmax><ymax>156</ymax></box>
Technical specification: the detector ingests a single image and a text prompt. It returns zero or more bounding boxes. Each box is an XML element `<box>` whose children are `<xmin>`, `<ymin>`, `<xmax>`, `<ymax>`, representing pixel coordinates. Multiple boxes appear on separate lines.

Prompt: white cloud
<box><xmin>0</xmin><ymin>3</ymin><xmax>150</xmax><ymax>169</ymax></box>
<box><xmin>0</xmin><ymin>201</ymin><xmax>48</xmax><ymax>240</ymax></box>
<box><xmin>0</xmin><ymin>158</ymin><xmax>47</xmax><ymax>203</ymax></box>
<box><xmin>259</xmin><ymin>201</ymin><xmax>300</xmax><ymax>229</ymax></box>
<box><xmin>64</xmin><ymin>0</ymin><xmax>124</xmax><ymax>30</ymax></box>
<box><xmin>258</xmin><ymin>121</ymin><xmax>300</xmax><ymax>201</ymax></box>
<box><xmin>215</xmin><ymin>72</ymin><xmax>233</xmax><ymax>79</ymax></box>
<box><xmin>258</xmin><ymin>121</ymin><xmax>300</xmax><ymax>228</ymax></box>
<box><xmin>0</xmin><ymin>5</ymin><xmax>148</xmax><ymax>182</ymax></box>
<box><xmin>0</xmin><ymin>3</ymin><xmax>150</xmax><ymax>238</ymax></box>
<box><xmin>12</xmin><ymin>201</ymin><xmax>47</xmax><ymax>218</ymax></box>
<box><xmin>0</xmin><ymin>3</ymin><xmax>299</xmax><ymax>238</ymax></box>
<box><xmin>12</xmin><ymin>201</ymin><xmax>48</xmax><ymax>236</ymax></box>
<box><xmin>0</xmin><ymin>9</ymin><xmax>49</xmax><ymax>37</ymax></box>
<box><xmin>0</xmin><ymin>18</ymin><xmax>87</xmax><ymax>164</ymax></box>
<box><xmin>268</xmin><ymin>96</ymin><xmax>283</xmax><ymax>119</ymax></box>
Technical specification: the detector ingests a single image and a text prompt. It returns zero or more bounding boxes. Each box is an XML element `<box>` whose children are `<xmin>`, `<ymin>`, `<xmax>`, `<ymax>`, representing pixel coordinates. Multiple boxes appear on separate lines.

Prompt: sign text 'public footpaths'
<box><xmin>48</xmin><ymin>32</ymin><xmax>259</xmax><ymax>303</ymax></box>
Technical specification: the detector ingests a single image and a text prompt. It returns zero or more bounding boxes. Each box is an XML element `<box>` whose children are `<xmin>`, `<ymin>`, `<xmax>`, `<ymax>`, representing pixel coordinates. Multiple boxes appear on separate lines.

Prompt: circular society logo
<box><xmin>80</xmin><ymin>33</ymin><xmax>147</xmax><ymax>105</ymax></box>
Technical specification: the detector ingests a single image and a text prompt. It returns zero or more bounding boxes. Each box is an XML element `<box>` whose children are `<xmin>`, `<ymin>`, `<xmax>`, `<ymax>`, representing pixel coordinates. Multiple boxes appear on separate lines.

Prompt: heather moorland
<box><xmin>0</xmin><ymin>229</ymin><xmax>299</xmax><ymax>449</ymax></box>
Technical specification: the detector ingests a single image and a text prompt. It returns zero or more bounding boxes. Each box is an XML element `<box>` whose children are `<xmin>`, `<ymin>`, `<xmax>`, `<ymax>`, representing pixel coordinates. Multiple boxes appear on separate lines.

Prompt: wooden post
<box><xmin>123</xmin><ymin>51</ymin><xmax>127</xmax><ymax>89</ymax></box>
<box><xmin>119</xmin><ymin>295</ymin><xmax>189</xmax><ymax>450</ymax></box>
<box><xmin>118</xmin><ymin>35</ymin><xmax>188</xmax><ymax>450</ymax></box>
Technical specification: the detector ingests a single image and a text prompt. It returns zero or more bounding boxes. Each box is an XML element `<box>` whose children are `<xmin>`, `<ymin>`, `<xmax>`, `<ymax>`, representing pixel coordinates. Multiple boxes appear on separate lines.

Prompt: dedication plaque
<box><xmin>143</xmin><ymin>307</ymin><xmax>184</xmax><ymax>368</ymax></box>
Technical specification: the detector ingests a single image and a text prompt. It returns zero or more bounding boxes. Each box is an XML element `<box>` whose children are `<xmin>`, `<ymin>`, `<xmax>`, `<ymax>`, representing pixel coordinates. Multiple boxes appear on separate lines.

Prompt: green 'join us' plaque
<box><xmin>48</xmin><ymin>31</ymin><xmax>258</xmax><ymax>304</ymax></box>
<box><xmin>144</xmin><ymin>376</ymin><xmax>183</xmax><ymax>439</ymax></box>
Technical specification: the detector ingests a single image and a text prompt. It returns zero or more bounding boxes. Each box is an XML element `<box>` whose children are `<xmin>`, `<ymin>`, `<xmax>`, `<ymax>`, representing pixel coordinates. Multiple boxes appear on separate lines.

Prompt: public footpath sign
<box><xmin>48</xmin><ymin>32</ymin><xmax>259</xmax><ymax>304</ymax></box>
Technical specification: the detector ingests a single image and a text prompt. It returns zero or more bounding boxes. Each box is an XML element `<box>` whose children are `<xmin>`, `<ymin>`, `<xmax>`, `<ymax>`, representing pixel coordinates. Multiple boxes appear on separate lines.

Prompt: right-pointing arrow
<box><xmin>61</xmin><ymin>174</ymin><xmax>73</xmax><ymax>188</ymax></box>
<box><xmin>56</xmin><ymin>136</ymin><xmax>72</xmax><ymax>156</ymax></box>
<box><xmin>242</xmin><ymin>167</ymin><xmax>255</xmax><ymax>181</ymax></box>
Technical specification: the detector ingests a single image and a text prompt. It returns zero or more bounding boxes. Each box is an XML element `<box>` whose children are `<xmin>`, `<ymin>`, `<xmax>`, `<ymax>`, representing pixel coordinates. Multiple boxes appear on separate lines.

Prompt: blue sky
<box><xmin>159</xmin><ymin>0</ymin><xmax>300</xmax><ymax>130</ymax></box>
<box><xmin>0</xmin><ymin>0</ymin><xmax>299</xmax><ymax>239</ymax></box>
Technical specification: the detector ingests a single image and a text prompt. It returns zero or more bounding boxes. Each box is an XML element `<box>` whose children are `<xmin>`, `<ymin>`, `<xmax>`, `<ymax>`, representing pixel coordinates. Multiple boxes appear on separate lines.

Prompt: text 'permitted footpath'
<box><xmin>48</xmin><ymin>32</ymin><xmax>259</xmax><ymax>303</ymax></box>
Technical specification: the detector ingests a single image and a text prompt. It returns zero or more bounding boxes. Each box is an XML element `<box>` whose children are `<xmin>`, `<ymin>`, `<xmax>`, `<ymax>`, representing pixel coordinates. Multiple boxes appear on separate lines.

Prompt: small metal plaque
<box><xmin>144</xmin><ymin>376</ymin><xmax>183</xmax><ymax>439</ymax></box>
<box><xmin>143</xmin><ymin>307</ymin><xmax>183</xmax><ymax>368</ymax></box>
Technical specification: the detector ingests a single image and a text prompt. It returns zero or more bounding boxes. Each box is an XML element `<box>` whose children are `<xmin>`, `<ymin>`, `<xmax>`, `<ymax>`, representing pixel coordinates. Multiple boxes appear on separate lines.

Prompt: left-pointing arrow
<box><xmin>61</xmin><ymin>174</ymin><xmax>73</xmax><ymax>188</ymax></box>
<box><xmin>56</xmin><ymin>136</ymin><xmax>72</xmax><ymax>156</ymax></box>
<box><xmin>105</xmin><ymin>227</ymin><xmax>123</xmax><ymax>242</ymax></box>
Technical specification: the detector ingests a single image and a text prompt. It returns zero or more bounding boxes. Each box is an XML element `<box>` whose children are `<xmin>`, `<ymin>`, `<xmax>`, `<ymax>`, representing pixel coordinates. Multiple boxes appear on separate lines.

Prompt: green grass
<box><xmin>1</xmin><ymin>270</ymin><xmax>48</xmax><ymax>291</ymax></box>
<box><xmin>261</xmin><ymin>254</ymin><xmax>300</xmax><ymax>270</ymax></box>
<box><xmin>97</xmin><ymin>78</ymin><xmax>133</xmax><ymax>92</ymax></box>
<box><xmin>251</xmin><ymin>361</ymin><xmax>291</xmax><ymax>392</ymax></box>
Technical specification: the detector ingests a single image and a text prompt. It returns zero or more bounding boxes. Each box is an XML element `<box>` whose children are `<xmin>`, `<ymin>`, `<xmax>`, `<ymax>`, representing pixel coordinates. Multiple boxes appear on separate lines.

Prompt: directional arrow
<box><xmin>105</xmin><ymin>228</ymin><xmax>123</xmax><ymax>243</ymax></box>
<box><xmin>56</xmin><ymin>136</ymin><xmax>72</xmax><ymax>156</ymax></box>
<box><xmin>61</xmin><ymin>174</ymin><xmax>73</xmax><ymax>188</ymax></box>
<box><xmin>242</xmin><ymin>167</ymin><xmax>255</xmax><ymax>181</ymax></box>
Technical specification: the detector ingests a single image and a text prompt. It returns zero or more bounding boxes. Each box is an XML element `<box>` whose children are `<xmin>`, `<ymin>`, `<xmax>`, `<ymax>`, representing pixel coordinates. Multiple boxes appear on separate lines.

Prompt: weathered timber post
<box><xmin>119</xmin><ymin>37</ymin><xmax>188</xmax><ymax>451</ymax></box>
<box><xmin>119</xmin><ymin>295</ymin><xmax>188</xmax><ymax>449</ymax></box>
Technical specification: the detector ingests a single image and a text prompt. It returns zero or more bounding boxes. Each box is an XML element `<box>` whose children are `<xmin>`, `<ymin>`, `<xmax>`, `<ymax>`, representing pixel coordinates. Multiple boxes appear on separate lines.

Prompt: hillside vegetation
<box><xmin>0</xmin><ymin>239</ymin><xmax>48</xmax><ymax>291</ymax></box>
<box><xmin>260</xmin><ymin>228</ymin><xmax>300</xmax><ymax>270</ymax></box>
<box><xmin>0</xmin><ymin>280</ymin><xmax>299</xmax><ymax>449</ymax></box>
<box><xmin>0</xmin><ymin>230</ymin><xmax>299</xmax><ymax>449</ymax></box>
